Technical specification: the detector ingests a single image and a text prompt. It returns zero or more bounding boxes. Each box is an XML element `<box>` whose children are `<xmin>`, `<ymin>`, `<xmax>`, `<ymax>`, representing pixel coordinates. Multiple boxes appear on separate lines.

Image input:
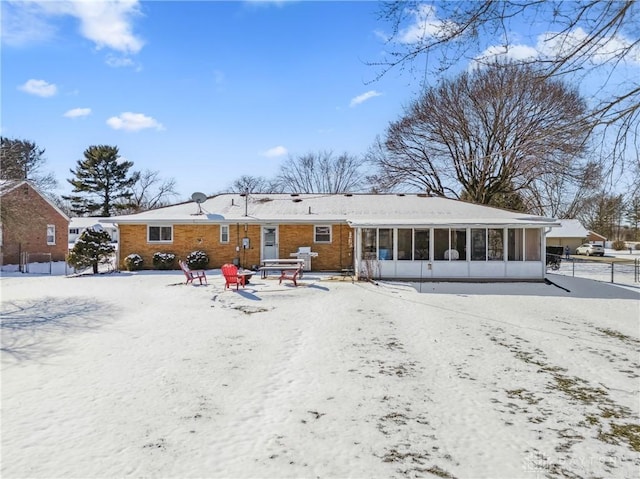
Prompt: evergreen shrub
<box><xmin>124</xmin><ymin>253</ymin><xmax>144</xmax><ymax>271</ymax></box>
<box><xmin>187</xmin><ymin>250</ymin><xmax>209</xmax><ymax>269</ymax></box>
<box><xmin>153</xmin><ymin>252</ymin><xmax>176</xmax><ymax>270</ymax></box>
<box><xmin>67</xmin><ymin>227</ymin><xmax>116</xmax><ymax>274</ymax></box>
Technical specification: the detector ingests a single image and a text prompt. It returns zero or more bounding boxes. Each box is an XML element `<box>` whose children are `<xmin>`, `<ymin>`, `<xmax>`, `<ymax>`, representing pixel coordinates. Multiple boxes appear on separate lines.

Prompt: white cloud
<box><xmin>262</xmin><ymin>146</ymin><xmax>288</xmax><ymax>158</ymax></box>
<box><xmin>350</xmin><ymin>90</ymin><xmax>382</xmax><ymax>107</ymax></box>
<box><xmin>105</xmin><ymin>54</ymin><xmax>137</xmax><ymax>68</ymax></box>
<box><xmin>3</xmin><ymin>0</ymin><xmax>144</xmax><ymax>54</ymax></box>
<box><xmin>398</xmin><ymin>4</ymin><xmax>452</xmax><ymax>44</ymax></box>
<box><xmin>18</xmin><ymin>79</ymin><xmax>57</xmax><ymax>97</ymax></box>
<box><xmin>70</xmin><ymin>0</ymin><xmax>144</xmax><ymax>54</ymax></box>
<box><xmin>64</xmin><ymin>108</ymin><xmax>91</xmax><ymax>118</ymax></box>
<box><xmin>106</xmin><ymin>112</ymin><xmax>164</xmax><ymax>132</ymax></box>
<box><xmin>473</xmin><ymin>26</ymin><xmax>640</xmax><ymax>71</ymax></box>
<box><xmin>537</xmin><ymin>27</ymin><xmax>640</xmax><ymax>65</ymax></box>
<box><xmin>1</xmin><ymin>1</ymin><xmax>56</xmax><ymax>46</ymax></box>
<box><xmin>471</xmin><ymin>44</ymin><xmax>539</xmax><ymax>69</ymax></box>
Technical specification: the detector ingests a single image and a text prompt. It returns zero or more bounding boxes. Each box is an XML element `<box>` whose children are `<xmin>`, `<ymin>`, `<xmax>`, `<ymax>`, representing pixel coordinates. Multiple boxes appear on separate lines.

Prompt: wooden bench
<box><xmin>179</xmin><ymin>260</ymin><xmax>207</xmax><ymax>285</ymax></box>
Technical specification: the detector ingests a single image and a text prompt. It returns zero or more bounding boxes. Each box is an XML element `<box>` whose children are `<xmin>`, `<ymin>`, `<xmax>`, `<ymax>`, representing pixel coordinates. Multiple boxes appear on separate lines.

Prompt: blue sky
<box><xmin>3</xmin><ymin>0</ymin><xmax>418</xmax><ymax>200</ymax></box>
<box><xmin>3</xmin><ymin>1</ymin><xmax>638</xmax><ymax>202</ymax></box>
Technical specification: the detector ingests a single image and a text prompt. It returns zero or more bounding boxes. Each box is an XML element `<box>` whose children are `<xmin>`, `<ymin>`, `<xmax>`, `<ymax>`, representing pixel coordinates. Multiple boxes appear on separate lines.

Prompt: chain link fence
<box><xmin>547</xmin><ymin>254</ymin><xmax>640</xmax><ymax>287</ymax></box>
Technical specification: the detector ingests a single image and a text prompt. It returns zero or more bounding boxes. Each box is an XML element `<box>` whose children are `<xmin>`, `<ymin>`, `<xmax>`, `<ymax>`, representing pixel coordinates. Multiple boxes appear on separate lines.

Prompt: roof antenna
<box><xmin>191</xmin><ymin>191</ymin><xmax>207</xmax><ymax>215</ymax></box>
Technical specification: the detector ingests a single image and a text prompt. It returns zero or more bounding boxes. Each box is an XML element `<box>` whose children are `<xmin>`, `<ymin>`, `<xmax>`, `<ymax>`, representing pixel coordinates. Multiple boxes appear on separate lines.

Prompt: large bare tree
<box><xmin>374</xmin><ymin>1</ymin><xmax>639</xmax><ymax>189</ymax></box>
<box><xmin>127</xmin><ymin>169</ymin><xmax>179</xmax><ymax>213</ymax></box>
<box><xmin>276</xmin><ymin>151</ymin><xmax>367</xmax><ymax>193</ymax></box>
<box><xmin>226</xmin><ymin>175</ymin><xmax>282</xmax><ymax>194</ymax></box>
<box><xmin>367</xmin><ymin>62</ymin><xmax>596</xmax><ymax>215</ymax></box>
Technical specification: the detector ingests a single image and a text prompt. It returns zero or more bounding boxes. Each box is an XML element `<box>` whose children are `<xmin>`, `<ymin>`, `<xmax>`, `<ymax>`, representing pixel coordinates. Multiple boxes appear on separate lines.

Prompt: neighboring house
<box><xmin>69</xmin><ymin>217</ymin><xmax>118</xmax><ymax>246</ymax></box>
<box><xmin>587</xmin><ymin>231</ymin><xmax>607</xmax><ymax>246</ymax></box>
<box><xmin>0</xmin><ymin>180</ymin><xmax>69</xmax><ymax>266</ymax></box>
<box><xmin>106</xmin><ymin>193</ymin><xmax>560</xmax><ymax>281</ymax></box>
<box><xmin>546</xmin><ymin>219</ymin><xmax>607</xmax><ymax>250</ymax></box>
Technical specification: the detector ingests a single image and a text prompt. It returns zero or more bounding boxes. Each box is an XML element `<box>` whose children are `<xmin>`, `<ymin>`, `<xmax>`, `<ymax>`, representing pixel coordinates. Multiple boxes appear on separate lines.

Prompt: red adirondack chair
<box><xmin>222</xmin><ymin>263</ymin><xmax>247</xmax><ymax>290</ymax></box>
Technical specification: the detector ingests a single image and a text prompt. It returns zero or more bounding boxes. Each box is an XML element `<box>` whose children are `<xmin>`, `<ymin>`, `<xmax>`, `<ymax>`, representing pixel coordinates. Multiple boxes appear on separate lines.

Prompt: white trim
<box><xmin>220</xmin><ymin>224</ymin><xmax>229</xmax><ymax>243</ymax></box>
<box><xmin>46</xmin><ymin>224</ymin><xmax>56</xmax><ymax>245</ymax></box>
<box><xmin>314</xmin><ymin>225</ymin><xmax>332</xmax><ymax>243</ymax></box>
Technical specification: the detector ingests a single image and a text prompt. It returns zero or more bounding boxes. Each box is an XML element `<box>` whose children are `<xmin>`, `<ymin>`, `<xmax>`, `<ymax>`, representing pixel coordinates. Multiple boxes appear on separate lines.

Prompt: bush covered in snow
<box><xmin>153</xmin><ymin>252</ymin><xmax>176</xmax><ymax>270</ymax></box>
<box><xmin>186</xmin><ymin>250</ymin><xmax>209</xmax><ymax>270</ymax></box>
<box><xmin>124</xmin><ymin>253</ymin><xmax>144</xmax><ymax>271</ymax></box>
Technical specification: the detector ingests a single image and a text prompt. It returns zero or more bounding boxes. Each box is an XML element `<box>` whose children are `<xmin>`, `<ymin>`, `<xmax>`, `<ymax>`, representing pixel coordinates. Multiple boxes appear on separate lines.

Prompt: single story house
<box><xmin>546</xmin><ymin>219</ymin><xmax>607</xmax><ymax>250</ymax></box>
<box><xmin>0</xmin><ymin>180</ymin><xmax>69</xmax><ymax>267</ymax></box>
<box><xmin>106</xmin><ymin>193</ymin><xmax>560</xmax><ymax>281</ymax></box>
<box><xmin>69</xmin><ymin>217</ymin><xmax>118</xmax><ymax>246</ymax></box>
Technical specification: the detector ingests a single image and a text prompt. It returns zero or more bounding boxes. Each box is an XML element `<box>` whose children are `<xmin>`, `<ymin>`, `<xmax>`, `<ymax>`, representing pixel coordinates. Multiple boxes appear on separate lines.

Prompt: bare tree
<box><xmin>0</xmin><ymin>137</ymin><xmax>57</xmax><ymax>193</ymax></box>
<box><xmin>127</xmin><ymin>169</ymin><xmax>179</xmax><ymax>212</ymax></box>
<box><xmin>226</xmin><ymin>175</ymin><xmax>282</xmax><ymax>194</ymax></box>
<box><xmin>577</xmin><ymin>192</ymin><xmax>626</xmax><ymax>240</ymax></box>
<box><xmin>276</xmin><ymin>151</ymin><xmax>367</xmax><ymax>193</ymax></box>
<box><xmin>367</xmin><ymin>62</ymin><xmax>593</xmax><ymax>214</ymax></box>
<box><xmin>374</xmin><ymin>1</ymin><xmax>639</xmax><ymax>183</ymax></box>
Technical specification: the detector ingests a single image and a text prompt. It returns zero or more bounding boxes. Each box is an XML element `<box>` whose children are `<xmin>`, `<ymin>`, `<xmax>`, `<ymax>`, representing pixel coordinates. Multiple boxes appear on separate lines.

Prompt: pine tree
<box><xmin>67</xmin><ymin>227</ymin><xmax>115</xmax><ymax>274</ymax></box>
<box><xmin>64</xmin><ymin>145</ymin><xmax>140</xmax><ymax>216</ymax></box>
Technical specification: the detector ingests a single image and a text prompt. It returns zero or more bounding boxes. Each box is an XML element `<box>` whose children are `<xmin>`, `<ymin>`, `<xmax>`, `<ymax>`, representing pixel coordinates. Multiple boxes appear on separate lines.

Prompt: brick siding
<box><xmin>0</xmin><ymin>183</ymin><xmax>69</xmax><ymax>265</ymax></box>
<box><xmin>118</xmin><ymin>222</ymin><xmax>354</xmax><ymax>271</ymax></box>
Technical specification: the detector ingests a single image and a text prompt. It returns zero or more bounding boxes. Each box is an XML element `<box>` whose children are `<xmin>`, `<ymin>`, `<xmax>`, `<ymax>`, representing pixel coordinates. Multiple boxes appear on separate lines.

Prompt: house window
<box><xmin>525</xmin><ymin>229</ymin><xmax>541</xmax><ymax>261</ymax></box>
<box><xmin>414</xmin><ymin>229</ymin><xmax>430</xmax><ymax>260</ymax></box>
<box><xmin>397</xmin><ymin>229</ymin><xmax>412</xmax><ymax>260</ymax></box>
<box><xmin>220</xmin><ymin>225</ymin><xmax>229</xmax><ymax>243</ymax></box>
<box><xmin>69</xmin><ymin>228</ymin><xmax>80</xmax><ymax>235</ymax></box>
<box><xmin>46</xmin><ymin>225</ymin><xmax>55</xmax><ymax>245</ymax></box>
<box><xmin>471</xmin><ymin>229</ymin><xmax>486</xmax><ymax>261</ymax></box>
<box><xmin>488</xmin><ymin>229</ymin><xmax>504</xmax><ymax>260</ymax></box>
<box><xmin>378</xmin><ymin>228</ymin><xmax>394</xmax><ymax>260</ymax></box>
<box><xmin>434</xmin><ymin>228</ymin><xmax>466</xmax><ymax>260</ymax></box>
<box><xmin>314</xmin><ymin>225</ymin><xmax>331</xmax><ymax>243</ymax></box>
<box><xmin>148</xmin><ymin>225</ymin><xmax>173</xmax><ymax>242</ymax></box>
<box><xmin>361</xmin><ymin>228</ymin><xmax>377</xmax><ymax>260</ymax></box>
<box><xmin>508</xmin><ymin>228</ymin><xmax>523</xmax><ymax>261</ymax></box>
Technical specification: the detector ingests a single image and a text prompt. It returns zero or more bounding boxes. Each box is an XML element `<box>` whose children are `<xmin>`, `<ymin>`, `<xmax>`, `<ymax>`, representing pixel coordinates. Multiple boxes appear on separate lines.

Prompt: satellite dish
<box><xmin>191</xmin><ymin>192</ymin><xmax>207</xmax><ymax>215</ymax></box>
<box><xmin>191</xmin><ymin>192</ymin><xmax>207</xmax><ymax>203</ymax></box>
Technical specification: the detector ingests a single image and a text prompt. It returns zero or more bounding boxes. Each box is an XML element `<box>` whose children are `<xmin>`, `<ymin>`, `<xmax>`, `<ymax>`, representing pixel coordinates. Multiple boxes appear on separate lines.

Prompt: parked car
<box><xmin>575</xmin><ymin>243</ymin><xmax>605</xmax><ymax>256</ymax></box>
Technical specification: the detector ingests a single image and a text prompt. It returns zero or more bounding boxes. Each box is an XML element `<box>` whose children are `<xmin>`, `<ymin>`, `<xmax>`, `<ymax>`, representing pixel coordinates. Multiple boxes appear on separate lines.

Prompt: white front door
<box><xmin>262</xmin><ymin>226</ymin><xmax>278</xmax><ymax>260</ymax></box>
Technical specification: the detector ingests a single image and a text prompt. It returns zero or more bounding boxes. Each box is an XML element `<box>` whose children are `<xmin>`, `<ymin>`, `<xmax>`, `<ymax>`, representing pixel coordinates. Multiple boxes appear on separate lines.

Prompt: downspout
<box><xmin>543</xmin><ymin>226</ymin><xmax>552</xmax><ymax>278</ymax></box>
<box><xmin>114</xmin><ymin>224</ymin><xmax>121</xmax><ymax>272</ymax></box>
<box><xmin>353</xmin><ymin>225</ymin><xmax>360</xmax><ymax>281</ymax></box>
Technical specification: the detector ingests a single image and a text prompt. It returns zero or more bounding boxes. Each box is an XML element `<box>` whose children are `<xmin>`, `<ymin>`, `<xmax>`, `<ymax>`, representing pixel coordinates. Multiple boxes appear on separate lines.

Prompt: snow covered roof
<box><xmin>70</xmin><ymin>217</ymin><xmax>117</xmax><ymax>230</ymax></box>
<box><xmin>547</xmin><ymin>219</ymin><xmax>588</xmax><ymax>238</ymax></box>
<box><xmin>106</xmin><ymin>194</ymin><xmax>559</xmax><ymax>227</ymax></box>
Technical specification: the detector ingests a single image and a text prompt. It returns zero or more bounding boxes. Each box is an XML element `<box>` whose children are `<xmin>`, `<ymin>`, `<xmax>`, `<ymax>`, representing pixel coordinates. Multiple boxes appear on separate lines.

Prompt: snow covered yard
<box><xmin>1</xmin><ymin>271</ymin><xmax>638</xmax><ymax>478</ymax></box>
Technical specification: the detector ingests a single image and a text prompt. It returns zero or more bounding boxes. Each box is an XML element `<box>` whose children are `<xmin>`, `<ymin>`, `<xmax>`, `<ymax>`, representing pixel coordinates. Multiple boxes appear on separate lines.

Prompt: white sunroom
<box><xmin>349</xmin><ymin>220</ymin><xmax>558</xmax><ymax>281</ymax></box>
